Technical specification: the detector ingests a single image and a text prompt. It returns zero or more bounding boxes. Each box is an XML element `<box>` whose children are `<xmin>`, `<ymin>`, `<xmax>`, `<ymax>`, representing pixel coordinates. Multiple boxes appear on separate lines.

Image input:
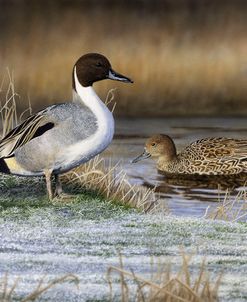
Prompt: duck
<box><xmin>132</xmin><ymin>134</ymin><xmax>247</xmax><ymax>177</ymax></box>
<box><xmin>0</xmin><ymin>53</ymin><xmax>133</xmax><ymax>200</ymax></box>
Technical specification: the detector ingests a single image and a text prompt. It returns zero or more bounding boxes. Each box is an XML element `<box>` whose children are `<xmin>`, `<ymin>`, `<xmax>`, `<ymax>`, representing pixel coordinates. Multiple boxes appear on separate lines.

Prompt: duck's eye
<box><xmin>96</xmin><ymin>62</ymin><xmax>102</xmax><ymax>67</ymax></box>
<box><xmin>151</xmin><ymin>143</ymin><xmax>156</xmax><ymax>147</ymax></box>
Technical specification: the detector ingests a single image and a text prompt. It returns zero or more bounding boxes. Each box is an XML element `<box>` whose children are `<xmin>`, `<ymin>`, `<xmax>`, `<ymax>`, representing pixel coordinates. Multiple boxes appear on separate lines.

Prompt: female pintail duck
<box><xmin>132</xmin><ymin>134</ymin><xmax>247</xmax><ymax>177</ymax></box>
<box><xmin>0</xmin><ymin>53</ymin><xmax>133</xmax><ymax>200</ymax></box>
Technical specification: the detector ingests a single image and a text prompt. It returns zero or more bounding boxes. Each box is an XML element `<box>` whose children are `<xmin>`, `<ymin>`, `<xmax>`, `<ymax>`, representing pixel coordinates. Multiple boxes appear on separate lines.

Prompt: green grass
<box><xmin>0</xmin><ymin>174</ymin><xmax>135</xmax><ymax>222</ymax></box>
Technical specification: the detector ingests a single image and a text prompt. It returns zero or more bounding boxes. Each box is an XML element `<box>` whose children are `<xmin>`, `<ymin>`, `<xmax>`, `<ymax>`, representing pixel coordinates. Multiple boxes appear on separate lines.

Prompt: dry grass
<box><xmin>0</xmin><ymin>70</ymin><xmax>32</xmax><ymax>138</ymax></box>
<box><xmin>204</xmin><ymin>188</ymin><xmax>247</xmax><ymax>222</ymax></box>
<box><xmin>107</xmin><ymin>252</ymin><xmax>222</xmax><ymax>302</ymax></box>
<box><xmin>0</xmin><ymin>273</ymin><xmax>79</xmax><ymax>302</ymax></box>
<box><xmin>63</xmin><ymin>156</ymin><xmax>162</xmax><ymax>213</ymax></box>
<box><xmin>1</xmin><ymin>3</ymin><xmax>247</xmax><ymax>116</ymax></box>
<box><xmin>0</xmin><ymin>70</ymin><xmax>20</xmax><ymax>138</ymax></box>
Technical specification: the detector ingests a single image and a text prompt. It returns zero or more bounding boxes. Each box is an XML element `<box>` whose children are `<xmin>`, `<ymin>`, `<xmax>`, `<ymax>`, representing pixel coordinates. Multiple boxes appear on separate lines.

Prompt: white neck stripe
<box><xmin>63</xmin><ymin>66</ymin><xmax>114</xmax><ymax>169</ymax></box>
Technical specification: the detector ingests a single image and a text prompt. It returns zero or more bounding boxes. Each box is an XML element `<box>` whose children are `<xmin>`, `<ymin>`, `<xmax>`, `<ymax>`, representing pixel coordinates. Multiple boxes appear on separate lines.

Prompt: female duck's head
<box><xmin>73</xmin><ymin>53</ymin><xmax>133</xmax><ymax>88</ymax></box>
<box><xmin>132</xmin><ymin>134</ymin><xmax>177</xmax><ymax>163</ymax></box>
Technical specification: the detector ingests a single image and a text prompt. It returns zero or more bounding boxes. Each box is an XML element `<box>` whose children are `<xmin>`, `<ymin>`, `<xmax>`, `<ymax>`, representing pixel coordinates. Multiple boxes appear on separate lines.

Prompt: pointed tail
<box><xmin>0</xmin><ymin>158</ymin><xmax>10</xmax><ymax>174</ymax></box>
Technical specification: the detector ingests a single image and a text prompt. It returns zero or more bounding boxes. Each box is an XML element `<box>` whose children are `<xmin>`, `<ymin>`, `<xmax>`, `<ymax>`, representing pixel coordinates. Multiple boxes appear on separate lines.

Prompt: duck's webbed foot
<box><xmin>44</xmin><ymin>172</ymin><xmax>76</xmax><ymax>202</ymax></box>
<box><xmin>53</xmin><ymin>174</ymin><xmax>76</xmax><ymax>202</ymax></box>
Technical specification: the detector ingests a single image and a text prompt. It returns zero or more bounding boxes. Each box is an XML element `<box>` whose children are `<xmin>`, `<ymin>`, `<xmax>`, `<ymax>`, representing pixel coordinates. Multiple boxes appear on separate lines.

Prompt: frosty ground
<box><xmin>0</xmin><ymin>175</ymin><xmax>246</xmax><ymax>301</ymax></box>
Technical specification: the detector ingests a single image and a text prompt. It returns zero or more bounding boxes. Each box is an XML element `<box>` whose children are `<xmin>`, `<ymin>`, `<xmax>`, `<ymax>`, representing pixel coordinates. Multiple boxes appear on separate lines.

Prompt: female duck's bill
<box><xmin>132</xmin><ymin>149</ymin><xmax>151</xmax><ymax>163</ymax></box>
<box><xmin>131</xmin><ymin>134</ymin><xmax>247</xmax><ymax>176</ymax></box>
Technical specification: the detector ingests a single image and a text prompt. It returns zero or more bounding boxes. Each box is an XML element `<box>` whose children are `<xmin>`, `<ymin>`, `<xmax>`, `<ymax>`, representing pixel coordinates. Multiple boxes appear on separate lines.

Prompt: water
<box><xmin>105</xmin><ymin>117</ymin><xmax>247</xmax><ymax>218</ymax></box>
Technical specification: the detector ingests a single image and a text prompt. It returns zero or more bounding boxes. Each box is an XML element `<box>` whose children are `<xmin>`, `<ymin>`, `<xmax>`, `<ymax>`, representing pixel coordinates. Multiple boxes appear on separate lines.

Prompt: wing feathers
<box><xmin>180</xmin><ymin>138</ymin><xmax>247</xmax><ymax>175</ymax></box>
<box><xmin>0</xmin><ymin>111</ymin><xmax>54</xmax><ymax>158</ymax></box>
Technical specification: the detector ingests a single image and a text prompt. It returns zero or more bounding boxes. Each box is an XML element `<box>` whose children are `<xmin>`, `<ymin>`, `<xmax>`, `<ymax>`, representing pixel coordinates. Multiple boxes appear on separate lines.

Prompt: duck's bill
<box><xmin>108</xmin><ymin>69</ymin><xmax>133</xmax><ymax>83</ymax></box>
<box><xmin>132</xmin><ymin>150</ymin><xmax>151</xmax><ymax>163</ymax></box>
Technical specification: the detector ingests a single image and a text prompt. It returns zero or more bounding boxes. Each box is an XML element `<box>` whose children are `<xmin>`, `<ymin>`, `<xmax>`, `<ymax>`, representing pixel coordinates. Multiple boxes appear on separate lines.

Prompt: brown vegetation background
<box><xmin>1</xmin><ymin>0</ymin><xmax>247</xmax><ymax>117</ymax></box>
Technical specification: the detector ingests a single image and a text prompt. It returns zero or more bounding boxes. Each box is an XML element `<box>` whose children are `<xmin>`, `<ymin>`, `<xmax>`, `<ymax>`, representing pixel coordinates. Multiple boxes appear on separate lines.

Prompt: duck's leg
<box><xmin>44</xmin><ymin>169</ymin><xmax>54</xmax><ymax>200</ymax></box>
<box><xmin>54</xmin><ymin>174</ymin><xmax>63</xmax><ymax>196</ymax></box>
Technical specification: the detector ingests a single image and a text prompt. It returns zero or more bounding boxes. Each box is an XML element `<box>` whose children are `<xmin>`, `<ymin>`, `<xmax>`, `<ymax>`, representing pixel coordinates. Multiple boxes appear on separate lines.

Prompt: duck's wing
<box><xmin>180</xmin><ymin>137</ymin><xmax>247</xmax><ymax>174</ymax></box>
<box><xmin>0</xmin><ymin>108</ymin><xmax>55</xmax><ymax>158</ymax></box>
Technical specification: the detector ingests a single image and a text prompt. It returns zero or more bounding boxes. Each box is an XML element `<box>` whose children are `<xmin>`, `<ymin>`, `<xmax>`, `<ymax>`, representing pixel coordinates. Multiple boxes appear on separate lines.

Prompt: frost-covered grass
<box><xmin>0</xmin><ymin>273</ymin><xmax>79</xmax><ymax>302</ymax></box>
<box><xmin>0</xmin><ymin>175</ymin><xmax>247</xmax><ymax>301</ymax></box>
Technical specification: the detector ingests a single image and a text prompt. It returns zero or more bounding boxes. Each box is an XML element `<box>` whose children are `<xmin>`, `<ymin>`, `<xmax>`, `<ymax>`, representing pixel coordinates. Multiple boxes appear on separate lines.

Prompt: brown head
<box><xmin>132</xmin><ymin>134</ymin><xmax>177</xmax><ymax>163</ymax></box>
<box><xmin>73</xmin><ymin>53</ymin><xmax>133</xmax><ymax>88</ymax></box>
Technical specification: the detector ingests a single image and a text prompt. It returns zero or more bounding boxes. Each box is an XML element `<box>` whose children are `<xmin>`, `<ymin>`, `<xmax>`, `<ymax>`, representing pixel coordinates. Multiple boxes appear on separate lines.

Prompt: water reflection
<box><xmin>105</xmin><ymin>117</ymin><xmax>247</xmax><ymax>218</ymax></box>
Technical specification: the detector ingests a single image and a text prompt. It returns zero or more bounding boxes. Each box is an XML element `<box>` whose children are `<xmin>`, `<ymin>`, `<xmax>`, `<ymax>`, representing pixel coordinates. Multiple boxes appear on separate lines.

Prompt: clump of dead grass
<box><xmin>204</xmin><ymin>188</ymin><xmax>247</xmax><ymax>222</ymax></box>
<box><xmin>107</xmin><ymin>252</ymin><xmax>222</xmax><ymax>302</ymax></box>
<box><xmin>63</xmin><ymin>156</ymin><xmax>162</xmax><ymax>213</ymax></box>
<box><xmin>0</xmin><ymin>273</ymin><xmax>79</xmax><ymax>302</ymax></box>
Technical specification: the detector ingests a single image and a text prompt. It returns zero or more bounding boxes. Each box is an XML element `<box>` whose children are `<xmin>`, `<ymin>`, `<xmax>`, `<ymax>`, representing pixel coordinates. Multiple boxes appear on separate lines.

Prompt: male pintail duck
<box><xmin>0</xmin><ymin>53</ymin><xmax>133</xmax><ymax>200</ymax></box>
<box><xmin>132</xmin><ymin>134</ymin><xmax>247</xmax><ymax>177</ymax></box>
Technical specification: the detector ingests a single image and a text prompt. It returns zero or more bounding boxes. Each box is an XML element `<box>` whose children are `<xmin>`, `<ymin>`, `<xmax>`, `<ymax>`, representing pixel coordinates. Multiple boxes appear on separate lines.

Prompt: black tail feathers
<box><xmin>0</xmin><ymin>158</ymin><xmax>10</xmax><ymax>173</ymax></box>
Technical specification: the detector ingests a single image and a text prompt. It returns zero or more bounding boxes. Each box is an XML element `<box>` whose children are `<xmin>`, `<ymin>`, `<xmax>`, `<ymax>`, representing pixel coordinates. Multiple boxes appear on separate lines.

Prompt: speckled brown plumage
<box><xmin>133</xmin><ymin>134</ymin><xmax>247</xmax><ymax>176</ymax></box>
